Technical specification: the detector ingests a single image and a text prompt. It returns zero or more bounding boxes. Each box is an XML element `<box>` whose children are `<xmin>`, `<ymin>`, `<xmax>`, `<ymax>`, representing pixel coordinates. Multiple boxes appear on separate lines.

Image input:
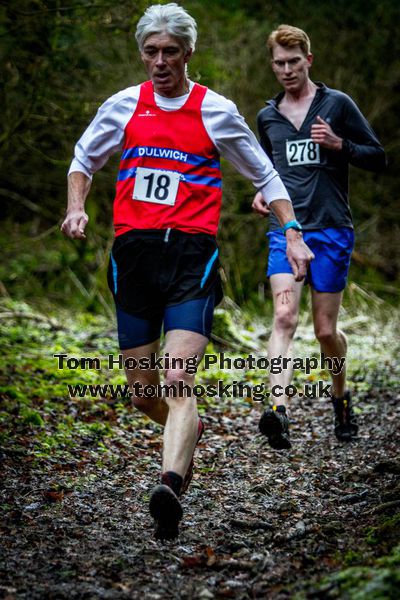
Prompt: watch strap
<box><xmin>282</xmin><ymin>220</ymin><xmax>302</xmax><ymax>234</ymax></box>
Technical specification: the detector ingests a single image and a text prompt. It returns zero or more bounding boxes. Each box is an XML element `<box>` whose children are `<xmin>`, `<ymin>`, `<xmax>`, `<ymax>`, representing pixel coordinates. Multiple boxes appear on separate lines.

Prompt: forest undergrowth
<box><xmin>0</xmin><ymin>295</ymin><xmax>399</xmax><ymax>599</ymax></box>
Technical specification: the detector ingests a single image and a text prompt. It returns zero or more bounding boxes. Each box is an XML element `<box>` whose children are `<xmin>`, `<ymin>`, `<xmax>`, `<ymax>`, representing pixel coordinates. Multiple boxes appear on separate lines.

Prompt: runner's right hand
<box><xmin>61</xmin><ymin>210</ymin><xmax>89</xmax><ymax>239</ymax></box>
<box><xmin>252</xmin><ymin>191</ymin><xmax>271</xmax><ymax>217</ymax></box>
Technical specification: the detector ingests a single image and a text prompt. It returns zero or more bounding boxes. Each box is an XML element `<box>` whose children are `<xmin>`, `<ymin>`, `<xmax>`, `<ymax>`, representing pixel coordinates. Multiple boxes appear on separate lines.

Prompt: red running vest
<box><xmin>114</xmin><ymin>81</ymin><xmax>222</xmax><ymax>236</ymax></box>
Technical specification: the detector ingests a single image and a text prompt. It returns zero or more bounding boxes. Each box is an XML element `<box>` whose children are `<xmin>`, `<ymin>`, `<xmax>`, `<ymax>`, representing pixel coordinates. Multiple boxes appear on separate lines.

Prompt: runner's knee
<box><xmin>164</xmin><ymin>368</ymin><xmax>194</xmax><ymax>389</ymax></box>
<box><xmin>274</xmin><ymin>303</ymin><xmax>298</xmax><ymax>335</ymax></box>
<box><xmin>314</xmin><ymin>324</ymin><xmax>337</xmax><ymax>345</ymax></box>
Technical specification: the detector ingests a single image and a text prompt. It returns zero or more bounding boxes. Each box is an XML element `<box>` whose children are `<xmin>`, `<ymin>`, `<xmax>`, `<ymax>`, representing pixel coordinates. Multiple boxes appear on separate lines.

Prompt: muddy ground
<box><xmin>1</xmin><ymin>379</ymin><xmax>399</xmax><ymax>599</ymax></box>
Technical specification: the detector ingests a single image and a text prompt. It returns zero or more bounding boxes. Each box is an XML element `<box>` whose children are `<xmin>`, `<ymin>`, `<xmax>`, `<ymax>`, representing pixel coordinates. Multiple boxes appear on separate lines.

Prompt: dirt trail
<box><xmin>1</xmin><ymin>387</ymin><xmax>400</xmax><ymax>599</ymax></box>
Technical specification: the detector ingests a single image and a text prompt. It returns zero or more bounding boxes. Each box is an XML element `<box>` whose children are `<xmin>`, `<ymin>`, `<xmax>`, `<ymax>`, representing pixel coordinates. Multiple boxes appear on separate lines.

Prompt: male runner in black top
<box><xmin>253</xmin><ymin>24</ymin><xmax>386</xmax><ymax>449</ymax></box>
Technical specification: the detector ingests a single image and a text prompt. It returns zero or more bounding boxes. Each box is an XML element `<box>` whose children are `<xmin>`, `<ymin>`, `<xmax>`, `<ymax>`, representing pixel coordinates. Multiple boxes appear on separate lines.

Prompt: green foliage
<box><xmin>1</xmin><ymin>295</ymin><xmax>399</xmax><ymax>462</ymax></box>
<box><xmin>341</xmin><ymin>549</ymin><xmax>365</xmax><ymax>567</ymax></box>
<box><xmin>0</xmin><ymin>221</ymin><xmax>113</xmax><ymax>312</ymax></box>
<box><xmin>0</xmin><ymin>0</ymin><xmax>147</xmax><ymax>226</ymax></box>
<box><xmin>365</xmin><ymin>515</ymin><xmax>400</xmax><ymax>548</ymax></box>
<box><xmin>311</xmin><ymin>551</ymin><xmax>400</xmax><ymax>600</ymax></box>
<box><xmin>20</xmin><ymin>408</ymin><xmax>45</xmax><ymax>427</ymax></box>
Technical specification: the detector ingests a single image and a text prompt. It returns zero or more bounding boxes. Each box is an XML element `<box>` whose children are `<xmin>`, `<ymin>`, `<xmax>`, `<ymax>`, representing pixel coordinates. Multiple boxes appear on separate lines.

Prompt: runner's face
<box><xmin>141</xmin><ymin>32</ymin><xmax>192</xmax><ymax>98</ymax></box>
<box><xmin>271</xmin><ymin>44</ymin><xmax>313</xmax><ymax>93</ymax></box>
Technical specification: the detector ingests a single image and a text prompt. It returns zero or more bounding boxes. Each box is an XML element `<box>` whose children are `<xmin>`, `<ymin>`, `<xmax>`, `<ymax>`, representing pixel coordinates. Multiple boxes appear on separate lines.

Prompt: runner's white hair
<box><xmin>135</xmin><ymin>3</ymin><xmax>197</xmax><ymax>52</ymax></box>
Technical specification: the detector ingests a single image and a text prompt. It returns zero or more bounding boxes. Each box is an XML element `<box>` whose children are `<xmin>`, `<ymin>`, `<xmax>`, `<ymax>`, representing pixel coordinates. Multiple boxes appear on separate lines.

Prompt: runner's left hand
<box><xmin>311</xmin><ymin>116</ymin><xmax>343</xmax><ymax>151</ymax></box>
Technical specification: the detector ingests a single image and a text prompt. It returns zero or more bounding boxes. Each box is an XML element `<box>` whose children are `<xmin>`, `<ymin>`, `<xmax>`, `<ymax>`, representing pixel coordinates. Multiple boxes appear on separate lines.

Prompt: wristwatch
<box><xmin>282</xmin><ymin>220</ymin><xmax>302</xmax><ymax>235</ymax></box>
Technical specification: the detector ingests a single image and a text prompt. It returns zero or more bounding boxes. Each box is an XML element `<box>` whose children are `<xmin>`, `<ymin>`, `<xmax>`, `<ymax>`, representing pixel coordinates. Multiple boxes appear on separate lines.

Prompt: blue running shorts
<box><xmin>267</xmin><ymin>227</ymin><xmax>355</xmax><ymax>293</ymax></box>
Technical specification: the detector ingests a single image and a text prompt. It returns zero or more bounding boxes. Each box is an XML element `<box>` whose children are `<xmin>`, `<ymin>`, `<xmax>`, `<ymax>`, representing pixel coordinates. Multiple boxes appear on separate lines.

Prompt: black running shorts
<box><xmin>107</xmin><ymin>228</ymin><xmax>223</xmax><ymax>321</ymax></box>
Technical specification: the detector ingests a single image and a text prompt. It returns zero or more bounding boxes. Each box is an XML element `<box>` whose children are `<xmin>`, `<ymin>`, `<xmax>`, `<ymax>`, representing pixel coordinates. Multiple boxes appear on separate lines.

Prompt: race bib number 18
<box><xmin>286</xmin><ymin>138</ymin><xmax>320</xmax><ymax>166</ymax></box>
<box><xmin>133</xmin><ymin>167</ymin><xmax>180</xmax><ymax>206</ymax></box>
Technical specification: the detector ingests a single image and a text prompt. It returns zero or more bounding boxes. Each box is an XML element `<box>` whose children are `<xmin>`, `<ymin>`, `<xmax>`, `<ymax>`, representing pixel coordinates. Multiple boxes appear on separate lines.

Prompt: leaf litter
<box><xmin>0</xmin><ymin>299</ymin><xmax>399</xmax><ymax>599</ymax></box>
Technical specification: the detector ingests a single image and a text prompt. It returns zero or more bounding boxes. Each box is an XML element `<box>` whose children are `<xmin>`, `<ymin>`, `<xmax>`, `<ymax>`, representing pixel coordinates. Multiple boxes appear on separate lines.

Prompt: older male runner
<box><xmin>253</xmin><ymin>24</ymin><xmax>386</xmax><ymax>449</ymax></box>
<box><xmin>62</xmin><ymin>5</ymin><xmax>312</xmax><ymax>539</ymax></box>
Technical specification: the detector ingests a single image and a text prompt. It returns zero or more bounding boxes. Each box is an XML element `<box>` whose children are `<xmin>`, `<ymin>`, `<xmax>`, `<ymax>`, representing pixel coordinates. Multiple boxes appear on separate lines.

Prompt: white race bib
<box><xmin>286</xmin><ymin>139</ymin><xmax>320</xmax><ymax>166</ymax></box>
<box><xmin>133</xmin><ymin>167</ymin><xmax>180</xmax><ymax>206</ymax></box>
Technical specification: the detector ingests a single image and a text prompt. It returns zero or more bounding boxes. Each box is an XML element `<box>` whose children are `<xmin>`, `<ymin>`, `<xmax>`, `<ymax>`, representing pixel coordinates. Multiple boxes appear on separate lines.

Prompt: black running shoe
<box><xmin>149</xmin><ymin>484</ymin><xmax>183</xmax><ymax>540</ymax></box>
<box><xmin>332</xmin><ymin>391</ymin><xmax>358</xmax><ymax>442</ymax></box>
<box><xmin>259</xmin><ymin>405</ymin><xmax>291</xmax><ymax>449</ymax></box>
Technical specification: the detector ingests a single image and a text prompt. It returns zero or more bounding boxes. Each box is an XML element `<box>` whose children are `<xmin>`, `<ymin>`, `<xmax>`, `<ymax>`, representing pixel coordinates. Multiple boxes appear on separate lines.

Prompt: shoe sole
<box><xmin>259</xmin><ymin>412</ymin><xmax>291</xmax><ymax>450</ymax></box>
<box><xmin>149</xmin><ymin>485</ymin><xmax>183</xmax><ymax>540</ymax></box>
<box><xmin>335</xmin><ymin>427</ymin><xmax>358</xmax><ymax>442</ymax></box>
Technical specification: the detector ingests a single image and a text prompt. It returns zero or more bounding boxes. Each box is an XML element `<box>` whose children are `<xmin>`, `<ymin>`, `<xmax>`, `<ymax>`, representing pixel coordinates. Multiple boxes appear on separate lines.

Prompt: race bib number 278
<box><xmin>133</xmin><ymin>167</ymin><xmax>180</xmax><ymax>206</ymax></box>
<box><xmin>286</xmin><ymin>138</ymin><xmax>320</xmax><ymax>166</ymax></box>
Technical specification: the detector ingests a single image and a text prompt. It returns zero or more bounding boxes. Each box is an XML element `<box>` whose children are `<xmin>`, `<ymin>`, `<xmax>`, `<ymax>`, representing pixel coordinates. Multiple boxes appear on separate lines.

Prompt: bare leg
<box><xmin>122</xmin><ymin>340</ymin><xmax>168</xmax><ymax>425</ymax></box>
<box><xmin>123</xmin><ymin>331</ymin><xmax>208</xmax><ymax>476</ymax></box>
<box><xmin>311</xmin><ymin>290</ymin><xmax>347</xmax><ymax>397</ymax></box>
<box><xmin>162</xmin><ymin>329</ymin><xmax>209</xmax><ymax>477</ymax></box>
<box><xmin>268</xmin><ymin>273</ymin><xmax>304</xmax><ymax>410</ymax></box>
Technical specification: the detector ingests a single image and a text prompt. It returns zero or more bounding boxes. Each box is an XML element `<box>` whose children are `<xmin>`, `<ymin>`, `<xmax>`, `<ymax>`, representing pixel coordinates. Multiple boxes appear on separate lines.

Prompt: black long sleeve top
<box><xmin>257</xmin><ymin>83</ymin><xmax>386</xmax><ymax>230</ymax></box>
